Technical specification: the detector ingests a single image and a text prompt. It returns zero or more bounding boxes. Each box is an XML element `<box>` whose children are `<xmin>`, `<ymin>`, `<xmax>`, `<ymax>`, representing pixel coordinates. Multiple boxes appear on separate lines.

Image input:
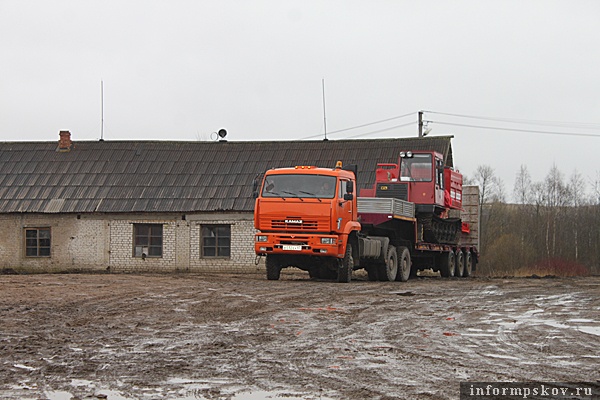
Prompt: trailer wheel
<box><xmin>266</xmin><ymin>255</ymin><xmax>281</xmax><ymax>281</ymax></box>
<box><xmin>439</xmin><ymin>251</ymin><xmax>455</xmax><ymax>278</ymax></box>
<box><xmin>378</xmin><ymin>245</ymin><xmax>398</xmax><ymax>281</ymax></box>
<box><xmin>455</xmin><ymin>250</ymin><xmax>464</xmax><ymax>278</ymax></box>
<box><xmin>463</xmin><ymin>251</ymin><xmax>473</xmax><ymax>277</ymax></box>
<box><xmin>337</xmin><ymin>243</ymin><xmax>353</xmax><ymax>283</ymax></box>
<box><xmin>395</xmin><ymin>246</ymin><xmax>411</xmax><ymax>282</ymax></box>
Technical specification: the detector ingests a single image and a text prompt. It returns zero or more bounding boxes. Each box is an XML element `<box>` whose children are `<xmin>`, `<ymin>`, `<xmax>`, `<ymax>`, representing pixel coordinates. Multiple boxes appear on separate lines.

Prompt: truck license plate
<box><xmin>282</xmin><ymin>245</ymin><xmax>302</xmax><ymax>251</ymax></box>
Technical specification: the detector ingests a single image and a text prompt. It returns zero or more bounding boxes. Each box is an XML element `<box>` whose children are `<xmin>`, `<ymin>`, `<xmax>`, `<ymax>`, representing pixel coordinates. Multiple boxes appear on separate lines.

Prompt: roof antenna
<box><xmin>322</xmin><ymin>78</ymin><xmax>328</xmax><ymax>141</ymax></box>
<box><xmin>100</xmin><ymin>80</ymin><xmax>104</xmax><ymax>141</ymax></box>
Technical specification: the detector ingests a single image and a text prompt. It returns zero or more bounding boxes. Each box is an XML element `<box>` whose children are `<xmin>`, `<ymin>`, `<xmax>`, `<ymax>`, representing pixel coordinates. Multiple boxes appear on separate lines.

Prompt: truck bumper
<box><xmin>255</xmin><ymin>233</ymin><xmax>344</xmax><ymax>258</ymax></box>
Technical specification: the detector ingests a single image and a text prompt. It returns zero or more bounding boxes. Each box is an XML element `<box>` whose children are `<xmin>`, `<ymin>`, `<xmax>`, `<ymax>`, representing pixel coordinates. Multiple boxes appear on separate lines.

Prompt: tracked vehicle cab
<box><xmin>371</xmin><ymin>151</ymin><xmax>463</xmax><ymax>214</ymax></box>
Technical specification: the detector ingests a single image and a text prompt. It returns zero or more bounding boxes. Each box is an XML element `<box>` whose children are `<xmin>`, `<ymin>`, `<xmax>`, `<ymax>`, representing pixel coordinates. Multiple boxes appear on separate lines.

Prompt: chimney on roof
<box><xmin>57</xmin><ymin>130</ymin><xmax>73</xmax><ymax>152</ymax></box>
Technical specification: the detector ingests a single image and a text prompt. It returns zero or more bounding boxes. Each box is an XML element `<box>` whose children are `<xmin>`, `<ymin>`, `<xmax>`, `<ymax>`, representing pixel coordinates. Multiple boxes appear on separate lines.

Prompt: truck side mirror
<box><xmin>346</xmin><ymin>181</ymin><xmax>354</xmax><ymax>194</ymax></box>
<box><xmin>343</xmin><ymin>193</ymin><xmax>354</xmax><ymax>201</ymax></box>
<box><xmin>252</xmin><ymin>174</ymin><xmax>262</xmax><ymax>199</ymax></box>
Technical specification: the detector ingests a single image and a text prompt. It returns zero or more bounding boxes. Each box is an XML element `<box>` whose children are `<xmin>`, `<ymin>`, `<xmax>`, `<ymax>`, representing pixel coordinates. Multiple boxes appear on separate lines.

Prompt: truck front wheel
<box><xmin>337</xmin><ymin>243</ymin><xmax>353</xmax><ymax>283</ymax></box>
<box><xmin>266</xmin><ymin>255</ymin><xmax>282</xmax><ymax>281</ymax></box>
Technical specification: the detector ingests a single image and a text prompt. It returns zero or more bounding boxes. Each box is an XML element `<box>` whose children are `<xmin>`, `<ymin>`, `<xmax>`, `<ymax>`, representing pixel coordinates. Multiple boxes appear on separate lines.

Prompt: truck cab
<box><xmin>254</xmin><ymin>164</ymin><xmax>360</xmax><ymax>281</ymax></box>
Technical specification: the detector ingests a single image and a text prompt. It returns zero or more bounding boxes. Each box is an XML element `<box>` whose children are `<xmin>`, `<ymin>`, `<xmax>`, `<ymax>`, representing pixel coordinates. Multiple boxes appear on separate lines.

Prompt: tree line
<box><xmin>466</xmin><ymin>164</ymin><xmax>600</xmax><ymax>277</ymax></box>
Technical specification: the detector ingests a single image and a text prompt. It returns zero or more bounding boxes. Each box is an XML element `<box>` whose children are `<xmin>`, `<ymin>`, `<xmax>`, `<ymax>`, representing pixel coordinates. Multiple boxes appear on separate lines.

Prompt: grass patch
<box><xmin>516</xmin><ymin>258</ymin><xmax>591</xmax><ymax>277</ymax></box>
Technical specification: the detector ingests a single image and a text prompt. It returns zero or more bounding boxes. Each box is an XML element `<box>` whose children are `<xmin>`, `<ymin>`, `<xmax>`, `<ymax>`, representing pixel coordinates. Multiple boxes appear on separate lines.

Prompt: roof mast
<box><xmin>322</xmin><ymin>78</ymin><xmax>328</xmax><ymax>141</ymax></box>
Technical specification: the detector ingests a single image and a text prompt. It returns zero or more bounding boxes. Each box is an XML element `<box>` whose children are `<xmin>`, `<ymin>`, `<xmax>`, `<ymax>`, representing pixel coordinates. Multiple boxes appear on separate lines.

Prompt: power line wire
<box><xmin>346</xmin><ymin>121</ymin><xmax>416</xmax><ymax>138</ymax></box>
<box><xmin>428</xmin><ymin>121</ymin><xmax>600</xmax><ymax>138</ymax></box>
<box><xmin>300</xmin><ymin>111</ymin><xmax>416</xmax><ymax>140</ymax></box>
<box><xmin>424</xmin><ymin>110</ymin><xmax>600</xmax><ymax>130</ymax></box>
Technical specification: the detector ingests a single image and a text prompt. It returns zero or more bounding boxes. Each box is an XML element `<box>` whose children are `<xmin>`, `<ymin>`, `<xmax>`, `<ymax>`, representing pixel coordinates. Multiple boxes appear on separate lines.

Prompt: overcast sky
<box><xmin>1</xmin><ymin>0</ymin><xmax>599</xmax><ymax>200</ymax></box>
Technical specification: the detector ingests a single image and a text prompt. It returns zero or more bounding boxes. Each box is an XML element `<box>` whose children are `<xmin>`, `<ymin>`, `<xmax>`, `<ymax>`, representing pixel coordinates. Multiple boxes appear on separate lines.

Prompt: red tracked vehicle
<box><xmin>360</xmin><ymin>150</ymin><xmax>465</xmax><ymax>245</ymax></box>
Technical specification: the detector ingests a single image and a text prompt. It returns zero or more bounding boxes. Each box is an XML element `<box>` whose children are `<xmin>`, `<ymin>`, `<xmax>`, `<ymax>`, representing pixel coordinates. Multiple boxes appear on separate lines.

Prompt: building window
<box><xmin>201</xmin><ymin>225</ymin><xmax>231</xmax><ymax>258</ymax></box>
<box><xmin>133</xmin><ymin>224</ymin><xmax>163</xmax><ymax>258</ymax></box>
<box><xmin>25</xmin><ymin>228</ymin><xmax>51</xmax><ymax>257</ymax></box>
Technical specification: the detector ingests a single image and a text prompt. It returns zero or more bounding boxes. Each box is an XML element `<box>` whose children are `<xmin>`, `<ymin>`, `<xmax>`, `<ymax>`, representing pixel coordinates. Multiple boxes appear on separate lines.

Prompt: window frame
<box><xmin>400</xmin><ymin>153</ymin><xmax>433</xmax><ymax>182</ymax></box>
<box><xmin>201</xmin><ymin>224</ymin><xmax>231</xmax><ymax>258</ymax></box>
<box><xmin>133</xmin><ymin>223</ymin><xmax>163</xmax><ymax>258</ymax></box>
<box><xmin>261</xmin><ymin>174</ymin><xmax>337</xmax><ymax>199</ymax></box>
<box><xmin>24</xmin><ymin>227</ymin><xmax>52</xmax><ymax>258</ymax></box>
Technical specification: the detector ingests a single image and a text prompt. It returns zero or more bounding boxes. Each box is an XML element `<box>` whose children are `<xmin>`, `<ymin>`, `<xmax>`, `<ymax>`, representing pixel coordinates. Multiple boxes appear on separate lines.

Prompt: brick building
<box><xmin>0</xmin><ymin>132</ymin><xmax>456</xmax><ymax>273</ymax></box>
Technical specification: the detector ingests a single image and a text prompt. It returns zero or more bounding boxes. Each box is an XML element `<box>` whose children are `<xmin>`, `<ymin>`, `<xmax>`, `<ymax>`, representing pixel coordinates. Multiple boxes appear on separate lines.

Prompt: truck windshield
<box><xmin>400</xmin><ymin>154</ymin><xmax>433</xmax><ymax>182</ymax></box>
<box><xmin>262</xmin><ymin>174</ymin><xmax>337</xmax><ymax>199</ymax></box>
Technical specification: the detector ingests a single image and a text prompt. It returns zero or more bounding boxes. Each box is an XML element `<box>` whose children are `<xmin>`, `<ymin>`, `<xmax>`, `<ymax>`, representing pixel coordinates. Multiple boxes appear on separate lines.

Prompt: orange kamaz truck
<box><xmin>253</xmin><ymin>151</ymin><xmax>479</xmax><ymax>283</ymax></box>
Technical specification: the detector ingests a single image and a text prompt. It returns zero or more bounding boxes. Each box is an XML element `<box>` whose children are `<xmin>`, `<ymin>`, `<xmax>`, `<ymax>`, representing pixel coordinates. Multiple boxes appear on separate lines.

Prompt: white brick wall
<box><xmin>108</xmin><ymin>219</ymin><xmax>178</xmax><ymax>272</ymax></box>
<box><xmin>0</xmin><ymin>214</ymin><xmax>108</xmax><ymax>272</ymax></box>
<box><xmin>0</xmin><ymin>212</ymin><xmax>264</xmax><ymax>274</ymax></box>
<box><xmin>189</xmin><ymin>217</ymin><xmax>261</xmax><ymax>273</ymax></box>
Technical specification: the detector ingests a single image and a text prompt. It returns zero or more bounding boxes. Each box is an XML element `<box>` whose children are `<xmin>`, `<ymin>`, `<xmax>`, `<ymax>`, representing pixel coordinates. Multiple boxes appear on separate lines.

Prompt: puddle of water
<box><xmin>163</xmin><ymin>378</ymin><xmax>337</xmax><ymax>400</ymax></box>
<box><xmin>461</xmin><ymin>333</ymin><xmax>496</xmax><ymax>337</ymax></box>
<box><xmin>568</xmin><ymin>318</ymin><xmax>594</xmax><ymax>323</ymax></box>
<box><xmin>43</xmin><ymin>389</ymin><xmax>135</xmax><ymax>400</ymax></box>
<box><xmin>486</xmin><ymin>308</ymin><xmax>599</xmax><ymax>338</ymax></box>
<box><xmin>228</xmin><ymin>389</ymin><xmax>336</xmax><ymax>400</ymax></box>
<box><xmin>70</xmin><ymin>379</ymin><xmax>94</xmax><ymax>387</ymax></box>
<box><xmin>577</xmin><ymin>326</ymin><xmax>600</xmax><ymax>336</ymax></box>
<box><xmin>542</xmin><ymin>320</ymin><xmax>571</xmax><ymax>330</ymax></box>
<box><xmin>483</xmin><ymin>353</ymin><xmax>520</xmax><ymax>360</ymax></box>
<box><xmin>13</xmin><ymin>363</ymin><xmax>37</xmax><ymax>371</ymax></box>
<box><xmin>44</xmin><ymin>391</ymin><xmax>75</xmax><ymax>400</ymax></box>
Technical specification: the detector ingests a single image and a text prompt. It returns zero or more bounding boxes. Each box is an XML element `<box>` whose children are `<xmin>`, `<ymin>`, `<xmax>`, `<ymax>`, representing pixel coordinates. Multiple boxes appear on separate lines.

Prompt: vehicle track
<box><xmin>0</xmin><ymin>273</ymin><xmax>598</xmax><ymax>399</ymax></box>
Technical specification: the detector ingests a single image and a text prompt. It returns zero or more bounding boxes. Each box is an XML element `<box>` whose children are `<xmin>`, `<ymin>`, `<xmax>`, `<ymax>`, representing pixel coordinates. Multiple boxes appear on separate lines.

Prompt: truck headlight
<box><xmin>256</xmin><ymin>235</ymin><xmax>268</xmax><ymax>242</ymax></box>
<box><xmin>321</xmin><ymin>237</ymin><xmax>336</xmax><ymax>245</ymax></box>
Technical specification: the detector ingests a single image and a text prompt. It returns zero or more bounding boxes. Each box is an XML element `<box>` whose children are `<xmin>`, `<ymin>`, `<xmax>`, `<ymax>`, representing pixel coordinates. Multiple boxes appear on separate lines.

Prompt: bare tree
<box><xmin>469</xmin><ymin>165</ymin><xmax>505</xmax><ymax>264</ymax></box>
<box><xmin>472</xmin><ymin>165</ymin><xmax>504</xmax><ymax>206</ymax></box>
<box><xmin>513</xmin><ymin>165</ymin><xmax>532</xmax><ymax>205</ymax></box>
<box><xmin>542</xmin><ymin>164</ymin><xmax>570</xmax><ymax>258</ymax></box>
<box><xmin>479</xmin><ymin>164</ymin><xmax>599</xmax><ymax>276</ymax></box>
<box><xmin>592</xmin><ymin>170</ymin><xmax>600</xmax><ymax>206</ymax></box>
<box><xmin>569</xmin><ymin>170</ymin><xmax>586</xmax><ymax>261</ymax></box>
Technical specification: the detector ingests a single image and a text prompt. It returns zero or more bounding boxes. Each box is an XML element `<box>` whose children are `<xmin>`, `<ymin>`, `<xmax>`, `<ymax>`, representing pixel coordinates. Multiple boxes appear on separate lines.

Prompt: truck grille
<box><xmin>375</xmin><ymin>183</ymin><xmax>408</xmax><ymax>200</ymax></box>
<box><xmin>271</xmin><ymin>219</ymin><xmax>320</xmax><ymax>230</ymax></box>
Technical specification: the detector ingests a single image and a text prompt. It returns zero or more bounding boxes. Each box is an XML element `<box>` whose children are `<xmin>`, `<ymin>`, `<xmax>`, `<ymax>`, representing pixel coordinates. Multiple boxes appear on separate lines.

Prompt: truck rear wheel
<box><xmin>378</xmin><ymin>245</ymin><xmax>398</xmax><ymax>281</ymax></box>
<box><xmin>337</xmin><ymin>243</ymin><xmax>353</xmax><ymax>283</ymax></box>
<box><xmin>455</xmin><ymin>250</ymin><xmax>464</xmax><ymax>278</ymax></box>
<box><xmin>439</xmin><ymin>251</ymin><xmax>455</xmax><ymax>278</ymax></box>
<box><xmin>395</xmin><ymin>246</ymin><xmax>411</xmax><ymax>282</ymax></box>
<box><xmin>266</xmin><ymin>255</ymin><xmax>282</xmax><ymax>281</ymax></box>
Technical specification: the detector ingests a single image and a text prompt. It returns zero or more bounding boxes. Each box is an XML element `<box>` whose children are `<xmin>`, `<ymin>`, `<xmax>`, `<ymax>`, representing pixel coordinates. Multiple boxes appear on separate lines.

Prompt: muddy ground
<box><xmin>0</xmin><ymin>271</ymin><xmax>599</xmax><ymax>400</ymax></box>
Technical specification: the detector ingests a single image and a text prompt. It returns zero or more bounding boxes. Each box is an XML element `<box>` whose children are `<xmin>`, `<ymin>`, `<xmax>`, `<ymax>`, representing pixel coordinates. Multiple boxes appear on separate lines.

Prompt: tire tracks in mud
<box><xmin>0</xmin><ymin>274</ymin><xmax>599</xmax><ymax>400</ymax></box>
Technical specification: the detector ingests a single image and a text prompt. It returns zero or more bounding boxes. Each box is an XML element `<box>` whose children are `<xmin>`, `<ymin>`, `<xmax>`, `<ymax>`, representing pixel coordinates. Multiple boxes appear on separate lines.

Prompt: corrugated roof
<box><xmin>0</xmin><ymin>136</ymin><xmax>453</xmax><ymax>213</ymax></box>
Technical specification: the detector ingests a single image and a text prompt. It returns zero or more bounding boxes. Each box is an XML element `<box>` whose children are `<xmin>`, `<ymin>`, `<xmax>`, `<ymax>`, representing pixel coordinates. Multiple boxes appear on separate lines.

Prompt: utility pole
<box><xmin>418</xmin><ymin>110</ymin><xmax>423</xmax><ymax>137</ymax></box>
